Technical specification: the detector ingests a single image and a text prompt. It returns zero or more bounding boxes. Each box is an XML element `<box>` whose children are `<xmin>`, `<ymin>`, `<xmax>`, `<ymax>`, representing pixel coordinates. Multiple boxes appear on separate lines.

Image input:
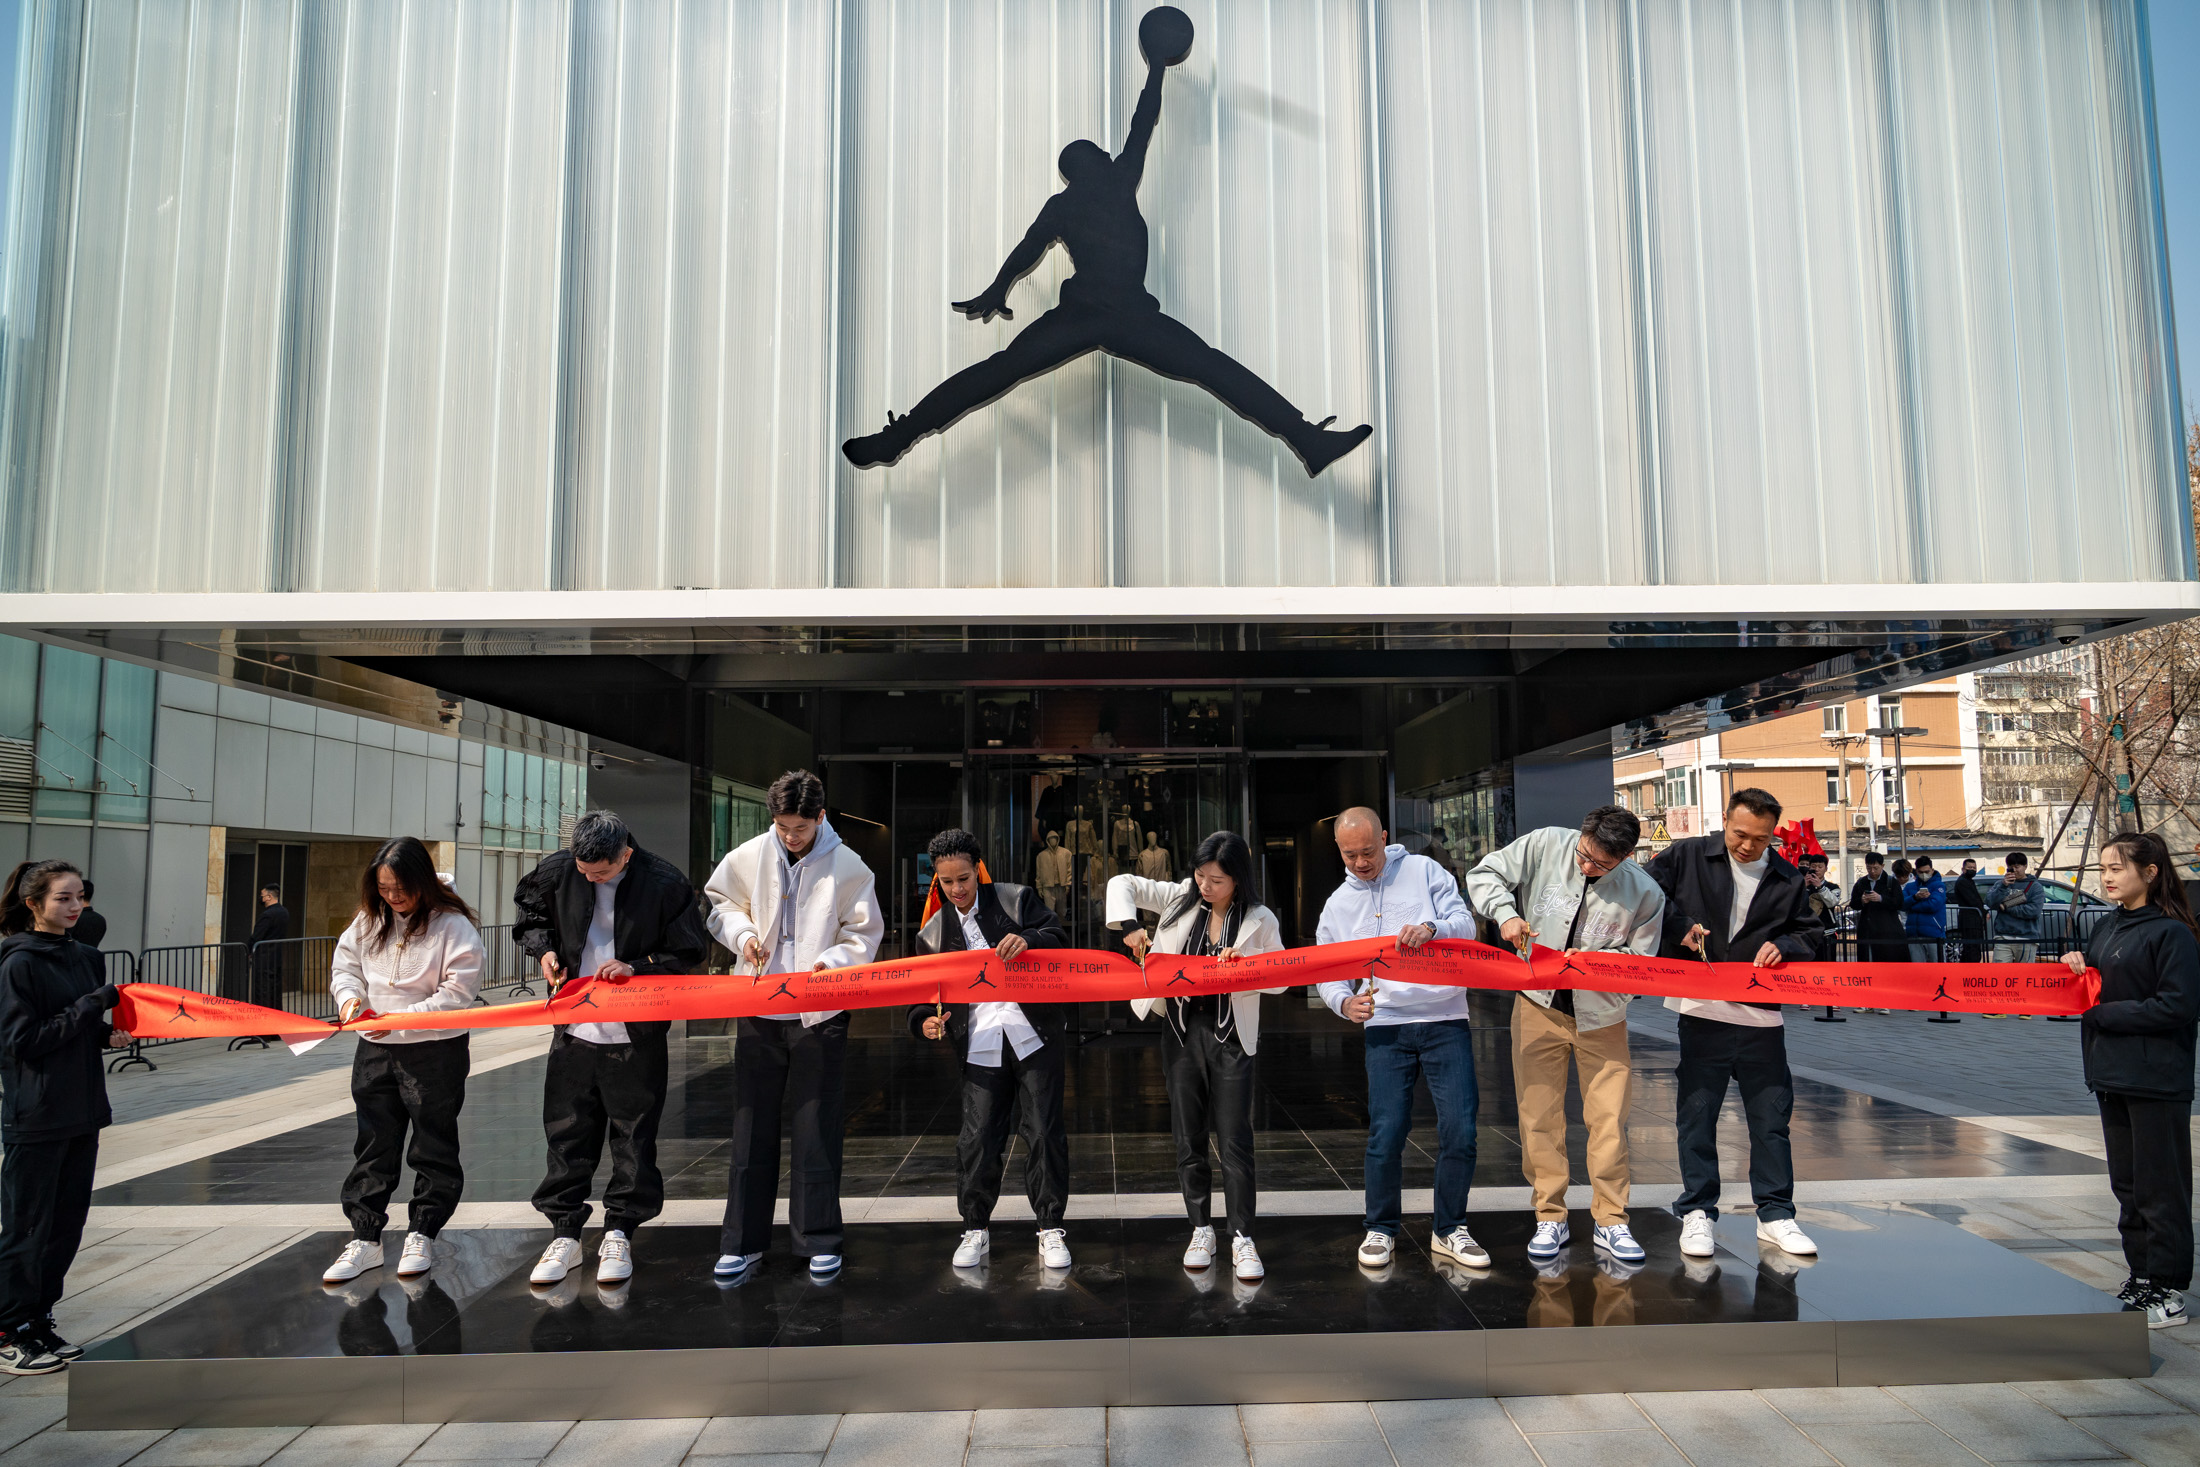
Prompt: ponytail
<box><xmin>2101</xmin><ymin>831</ymin><xmax>2200</xmax><ymax>942</ymax></box>
<box><xmin>0</xmin><ymin>859</ymin><xmax>84</xmax><ymax>936</ymax></box>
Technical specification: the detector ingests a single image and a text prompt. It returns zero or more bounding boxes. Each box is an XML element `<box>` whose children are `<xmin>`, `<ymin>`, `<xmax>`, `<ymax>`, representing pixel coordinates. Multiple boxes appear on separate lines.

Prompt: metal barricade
<box><xmin>477</xmin><ymin>922</ymin><xmax>537</xmax><ymax>997</ymax></box>
<box><xmin>114</xmin><ymin>942</ymin><xmax>248</xmax><ymax>1071</ymax></box>
<box><xmin>100</xmin><ymin>949</ymin><xmax>149</xmax><ymax>1073</ymax></box>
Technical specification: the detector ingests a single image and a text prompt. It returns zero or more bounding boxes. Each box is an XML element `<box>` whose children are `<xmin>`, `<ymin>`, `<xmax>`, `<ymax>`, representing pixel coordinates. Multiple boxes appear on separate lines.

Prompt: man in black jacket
<box><xmin>908</xmin><ymin>829</ymin><xmax>1072</xmax><ymax>1271</ymax></box>
<box><xmin>513</xmin><ymin>809</ymin><xmax>710</xmax><ymax>1289</ymax></box>
<box><xmin>247</xmin><ymin>884</ymin><xmax>290</xmax><ymax>1008</ymax></box>
<box><xmin>1646</xmin><ymin>788</ymin><xmax>1823</xmax><ymax>1262</ymax></box>
<box><xmin>1849</xmin><ymin>852</ymin><xmax>1906</xmax><ymax>966</ymax></box>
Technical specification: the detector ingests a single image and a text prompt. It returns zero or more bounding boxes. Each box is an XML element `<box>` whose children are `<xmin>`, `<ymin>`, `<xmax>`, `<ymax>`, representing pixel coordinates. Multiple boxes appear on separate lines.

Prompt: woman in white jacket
<box><xmin>1106</xmin><ymin>831</ymin><xmax>1286</xmax><ymax>1281</ymax></box>
<box><xmin>320</xmin><ymin>837</ymin><xmax>485</xmax><ymax>1286</ymax></box>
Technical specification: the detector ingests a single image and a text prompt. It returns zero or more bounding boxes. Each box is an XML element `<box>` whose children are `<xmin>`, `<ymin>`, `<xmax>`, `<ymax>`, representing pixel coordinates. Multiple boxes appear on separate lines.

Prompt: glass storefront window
<box><xmin>708</xmin><ymin>777</ymin><xmax>769</xmax><ymax>866</ymax></box>
<box><xmin>838</xmin><ymin>690</ymin><xmax>965</xmax><ymax>753</ymax></box>
<box><xmin>1167</xmin><ymin>690</ymin><xmax>1234</xmax><ymax>747</ymax></box>
<box><xmin>482</xmin><ymin>747</ymin><xmax>507</xmax><ymax>847</ymax></box>
<box><xmin>96</xmin><ymin>660</ymin><xmax>153</xmax><ymax>824</ymax></box>
<box><xmin>1242</xmin><ymin>687</ymin><xmax>1371</xmax><ymax>751</ymax></box>
<box><xmin>33</xmin><ymin>645</ymin><xmax>99</xmax><ymax>820</ymax></box>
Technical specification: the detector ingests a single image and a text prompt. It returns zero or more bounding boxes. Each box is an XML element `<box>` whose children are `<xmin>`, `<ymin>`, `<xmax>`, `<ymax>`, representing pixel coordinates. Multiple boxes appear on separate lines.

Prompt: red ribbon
<box><xmin>107</xmin><ymin>938</ymin><xmax>2098</xmax><ymax>1044</ymax></box>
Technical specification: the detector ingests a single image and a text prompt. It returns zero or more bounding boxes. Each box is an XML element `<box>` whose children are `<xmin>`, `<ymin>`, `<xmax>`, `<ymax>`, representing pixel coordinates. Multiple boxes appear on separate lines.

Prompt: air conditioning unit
<box><xmin>1849</xmin><ymin>812</ymin><xmax>1871</xmax><ymax>829</ymax></box>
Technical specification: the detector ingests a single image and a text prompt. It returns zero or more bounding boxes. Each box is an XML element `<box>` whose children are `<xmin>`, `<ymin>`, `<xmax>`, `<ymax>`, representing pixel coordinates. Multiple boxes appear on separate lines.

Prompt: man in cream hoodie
<box><xmin>704</xmin><ymin>770</ymin><xmax>882</xmax><ymax>1281</ymax></box>
<box><xmin>1313</xmin><ymin>808</ymin><xmax>1483</xmax><ymax>1271</ymax></box>
<box><xmin>1464</xmin><ymin>806</ymin><xmax>1665</xmax><ymax>1268</ymax></box>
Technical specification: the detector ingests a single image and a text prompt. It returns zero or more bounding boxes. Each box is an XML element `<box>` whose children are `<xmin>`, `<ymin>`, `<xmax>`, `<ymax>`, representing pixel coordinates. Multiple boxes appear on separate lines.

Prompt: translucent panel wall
<box><xmin>0</xmin><ymin>0</ymin><xmax>2181</xmax><ymax>594</ymax></box>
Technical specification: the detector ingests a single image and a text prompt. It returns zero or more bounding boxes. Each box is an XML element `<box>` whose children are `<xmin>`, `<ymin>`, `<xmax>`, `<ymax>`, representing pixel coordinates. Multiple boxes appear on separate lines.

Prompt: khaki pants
<box><xmin>1512</xmin><ymin>994</ymin><xmax>1633</xmax><ymax>1226</ymax></box>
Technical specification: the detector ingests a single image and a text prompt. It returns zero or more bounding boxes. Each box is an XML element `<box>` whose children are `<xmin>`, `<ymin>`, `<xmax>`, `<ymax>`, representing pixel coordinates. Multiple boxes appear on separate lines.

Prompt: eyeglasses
<box><xmin>1575</xmin><ymin>841</ymin><xmax>1623</xmax><ymax>875</ymax></box>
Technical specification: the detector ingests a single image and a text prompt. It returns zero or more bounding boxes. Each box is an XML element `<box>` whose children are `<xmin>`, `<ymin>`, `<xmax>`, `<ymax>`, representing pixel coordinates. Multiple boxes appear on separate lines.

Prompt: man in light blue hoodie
<box><xmin>1315</xmin><ymin>808</ymin><xmax>1485</xmax><ymax>1272</ymax></box>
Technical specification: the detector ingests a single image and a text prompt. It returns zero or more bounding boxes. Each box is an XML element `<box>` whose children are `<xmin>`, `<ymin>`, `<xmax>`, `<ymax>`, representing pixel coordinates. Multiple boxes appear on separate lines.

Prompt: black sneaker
<box><xmin>0</xmin><ymin>1333</ymin><xmax>64</xmax><ymax>1375</ymax></box>
<box><xmin>35</xmin><ymin>1318</ymin><xmax>81</xmax><ymax>1361</ymax></box>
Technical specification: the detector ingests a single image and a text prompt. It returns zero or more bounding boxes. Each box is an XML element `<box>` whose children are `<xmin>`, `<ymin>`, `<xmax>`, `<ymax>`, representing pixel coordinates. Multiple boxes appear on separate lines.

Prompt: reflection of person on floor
<box><xmin>321</xmin><ymin>837</ymin><xmax>486</xmax><ymax>1291</ymax></box>
<box><xmin>0</xmin><ymin>859</ymin><xmax>130</xmax><ymax>1376</ymax></box>
<box><xmin>1645</xmin><ymin>788</ymin><xmax>1822</xmax><ymax>1265</ymax></box>
<box><xmin>705</xmin><ymin>770</ymin><xmax>883</xmax><ymax>1284</ymax></box>
<box><xmin>2063</xmin><ymin>831</ymin><xmax>2199</xmax><ymax>1331</ymax></box>
<box><xmin>909</xmin><ymin>830</ymin><xmax>1072</xmax><ymax>1273</ymax></box>
<box><xmin>1464</xmin><ymin>808</ymin><xmax>1665</xmax><ymax>1269</ymax></box>
<box><xmin>516</xmin><ymin>810</ymin><xmax>711</xmax><ymax>1293</ymax></box>
<box><xmin>1312</xmin><ymin>809</ymin><xmax>1487</xmax><ymax>1274</ymax></box>
<box><xmin>1108</xmin><ymin>831</ymin><xmax>1288</xmax><ymax>1283</ymax></box>
<box><xmin>334</xmin><ymin>1274</ymin><xmax>462</xmax><ymax>1357</ymax></box>
<box><xmin>838</xmin><ymin>8</ymin><xmax>1372</xmax><ymax>480</ymax></box>
<box><xmin>1525</xmin><ymin>1256</ymin><xmax>1639</xmax><ymax>1330</ymax></box>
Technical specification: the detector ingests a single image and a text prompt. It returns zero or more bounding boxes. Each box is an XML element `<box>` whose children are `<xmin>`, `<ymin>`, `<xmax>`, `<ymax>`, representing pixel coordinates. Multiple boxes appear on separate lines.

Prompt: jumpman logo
<box><xmin>769</xmin><ymin>976</ymin><xmax>798</xmax><ymax>1002</ymax></box>
<box><xmin>1365</xmin><ymin>952</ymin><xmax>1394</xmax><ymax>975</ymax></box>
<box><xmin>969</xmin><ymin>965</ymin><xmax>998</xmax><ymax>991</ymax></box>
<box><xmin>1931</xmin><ymin>976</ymin><xmax>1952</xmax><ymax>1004</ymax></box>
<box><xmin>1745</xmin><ymin>973</ymin><xmax>1771</xmax><ymax>993</ymax></box>
<box><xmin>840</xmin><ymin>6</ymin><xmax>1371</xmax><ymax>480</ymax></box>
<box><xmin>1166</xmin><ymin>967</ymin><xmax>1195</xmax><ymax>989</ymax></box>
<box><xmin>170</xmin><ymin>999</ymin><xmax>197</xmax><ymax>1023</ymax></box>
<box><xmin>570</xmin><ymin>990</ymin><xmax>601</xmax><ymax>1012</ymax></box>
<box><xmin>1556</xmin><ymin>956</ymin><xmax>1590</xmax><ymax>984</ymax></box>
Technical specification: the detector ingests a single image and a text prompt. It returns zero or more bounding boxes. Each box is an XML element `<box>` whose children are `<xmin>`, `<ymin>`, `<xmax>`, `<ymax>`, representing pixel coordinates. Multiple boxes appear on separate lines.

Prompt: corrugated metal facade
<box><xmin>0</xmin><ymin>0</ymin><xmax>2182</xmax><ymax>595</ymax></box>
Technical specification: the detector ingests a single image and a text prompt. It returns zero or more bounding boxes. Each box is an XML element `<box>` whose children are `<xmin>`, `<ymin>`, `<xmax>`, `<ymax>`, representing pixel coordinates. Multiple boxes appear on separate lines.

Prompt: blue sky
<box><xmin>2155</xmin><ymin>0</ymin><xmax>2198</xmax><ymax>421</ymax></box>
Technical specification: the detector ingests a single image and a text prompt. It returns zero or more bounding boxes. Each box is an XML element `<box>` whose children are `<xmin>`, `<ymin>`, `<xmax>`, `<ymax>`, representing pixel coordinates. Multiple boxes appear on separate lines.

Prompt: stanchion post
<box><xmin>1813</xmin><ymin>1004</ymin><xmax>1846</xmax><ymax>1022</ymax></box>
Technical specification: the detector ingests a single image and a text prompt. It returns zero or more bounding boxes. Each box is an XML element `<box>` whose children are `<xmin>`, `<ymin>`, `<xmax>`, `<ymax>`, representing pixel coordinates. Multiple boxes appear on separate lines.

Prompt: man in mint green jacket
<box><xmin>1464</xmin><ymin>807</ymin><xmax>1665</xmax><ymax>1266</ymax></box>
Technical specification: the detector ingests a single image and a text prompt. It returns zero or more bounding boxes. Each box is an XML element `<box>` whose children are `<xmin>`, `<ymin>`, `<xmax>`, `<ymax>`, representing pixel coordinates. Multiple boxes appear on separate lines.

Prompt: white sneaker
<box><xmin>1526</xmin><ymin>1220</ymin><xmax>1570</xmax><ymax>1261</ymax></box>
<box><xmin>322</xmin><ymin>1239</ymin><xmax>384</xmax><ymax>1284</ymax></box>
<box><xmin>1356</xmin><ymin>1230</ymin><xmax>1395</xmax><ymax>1266</ymax></box>
<box><xmin>1592</xmin><ymin>1223</ymin><xmax>1645</xmax><ymax>1264</ymax></box>
<box><xmin>395</xmin><ymin>1232</ymin><xmax>434</xmax><ymax>1276</ymax></box>
<box><xmin>2142</xmin><ymin>1284</ymin><xmax>2190</xmax><ymax>1330</ymax></box>
<box><xmin>1756</xmin><ymin>1218</ymin><xmax>1818</xmax><ymax>1256</ymax></box>
<box><xmin>1232</xmin><ymin>1234</ymin><xmax>1265</xmax><ymax>1281</ymax></box>
<box><xmin>1038</xmin><ymin>1228</ymin><xmax>1072</xmax><ymax>1269</ymax></box>
<box><xmin>1433</xmin><ymin>1225</ymin><xmax>1491</xmax><ymax>1268</ymax></box>
<box><xmin>952</xmin><ymin>1229</ymin><xmax>990</xmax><ymax>1268</ymax></box>
<box><xmin>530</xmin><ymin>1237</ymin><xmax>584</xmax><ymax>1285</ymax></box>
<box><xmin>1679</xmin><ymin>1210</ymin><xmax>1717</xmax><ymax>1258</ymax></box>
<box><xmin>1183</xmin><ymin>1226</ymin><xmax>1218</xmax><ymax>1270</ymax></box>
<box><xmin>596</xmin><ymin>1229</ymin><xmax>633</xmax><ymax>1284</ymax></box>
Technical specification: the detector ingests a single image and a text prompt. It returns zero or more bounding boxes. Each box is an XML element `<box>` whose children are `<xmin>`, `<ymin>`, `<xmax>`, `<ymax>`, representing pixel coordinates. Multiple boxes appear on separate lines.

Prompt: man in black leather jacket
<box><xmin>908</xmin><ymin>829</ymin><xmax>1072</xmax><ymax>1271</ymax></box>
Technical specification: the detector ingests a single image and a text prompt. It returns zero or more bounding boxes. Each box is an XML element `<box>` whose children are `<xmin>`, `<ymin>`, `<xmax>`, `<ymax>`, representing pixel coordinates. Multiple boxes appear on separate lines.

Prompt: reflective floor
<box><xmin>91</xmin><ymin>993</ymin><xmax>2101</xmax><ymax>1209</ymax></box>
<box><xmin>86</xmin><ymin>1204</ymin><xmax>2121</xmax><ymax>1365</ymax></box>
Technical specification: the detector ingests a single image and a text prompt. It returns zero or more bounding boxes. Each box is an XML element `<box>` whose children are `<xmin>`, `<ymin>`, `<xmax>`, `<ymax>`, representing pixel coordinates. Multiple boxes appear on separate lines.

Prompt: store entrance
<box><xmin>971</xmin><ymin>752</ymin><xmax>1241</xmax><ymax>950</ymax></box>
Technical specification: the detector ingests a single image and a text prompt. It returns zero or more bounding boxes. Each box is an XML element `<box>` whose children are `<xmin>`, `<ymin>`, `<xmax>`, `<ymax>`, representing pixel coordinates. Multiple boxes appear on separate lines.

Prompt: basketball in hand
<box><xmin>1140</xmin><ymin>6</ymin><xmax>1195</xmax><ymax>67</ymax></box>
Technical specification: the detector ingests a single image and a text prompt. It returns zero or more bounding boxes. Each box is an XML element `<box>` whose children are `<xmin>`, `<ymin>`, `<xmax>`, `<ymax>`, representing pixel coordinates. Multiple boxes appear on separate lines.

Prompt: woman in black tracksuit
<box><xmin>0</xmin><ymin>859</ymin><xmax>130</xmax><ymax>1375</ymax></box>
<box><xmin>2064</xmin><ymin>831</ymin><xmax>2200</xmax><ymax>1329</ymax></box>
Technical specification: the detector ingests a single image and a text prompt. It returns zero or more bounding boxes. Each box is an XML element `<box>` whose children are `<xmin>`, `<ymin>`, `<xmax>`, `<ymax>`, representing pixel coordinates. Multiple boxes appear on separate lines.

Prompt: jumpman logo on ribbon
<box><xmin>570</xmin><ymin>990</ymin><xmax>601</xmax><ymax>1012</ymax></box>
<box><xmin>1932</xmin><ymin>976</ymin><xmax>1953</xmax><ymax>1004</ymax></box>
<box><xmin>969</xmin><ymin>965</ymin><xmax>998</xmax><ymax>991</ymax></box>
<box><xmin>840</xmin><ymin>6</ymin><xmax>1371</xmax><ymax>480</ymax></box>
<box><xmin>768</xmin><ymin>976</ymin><xmax>798</xmax><ymax>1002</ymax></box>
<box><xmin>170</xmin><ymin>999</ymin><xmax>197</xmax><ymax>1023</ymax></box>
<box><xmin>1745</xmin><ymin>973</ymin><xmax>1772</xmax><ymax>993</ymax></box>
<box><xmin>1166</xmin><ymin>967</ymin><xmax>1195</xmax><ymax>989</ymax></box>
<box><xmin>1555</xmin><ymin>955</ymin><xmax>1591</xmax><ymax>984</ymax></box>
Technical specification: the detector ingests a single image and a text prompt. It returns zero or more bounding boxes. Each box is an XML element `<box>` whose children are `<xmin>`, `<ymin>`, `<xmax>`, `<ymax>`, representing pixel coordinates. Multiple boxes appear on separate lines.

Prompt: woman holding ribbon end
<box><xmin>2063</xmin><ymin>831</ymin><xmax>2200</xmax><ymax>1330</ymax></box>
<box><xmin>1107</xmin><ymin>831</ymin><xmax>1287</xmax><ymax>1281</ymax></box>
<box><xmin>322</xmin><ymin>836</ymin><xmax>484</xmax><ymax>1287</ymax></box>
<box><xmin>0</xmin><ymin>859</ymin><xmax>130</xmax><ymax>1374</ymax></box>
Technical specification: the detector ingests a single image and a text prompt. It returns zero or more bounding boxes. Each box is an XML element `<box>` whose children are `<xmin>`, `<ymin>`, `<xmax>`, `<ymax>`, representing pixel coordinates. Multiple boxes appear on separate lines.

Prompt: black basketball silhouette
<box><xmin>1140</xmin><ymin>6</ymin><xmax>1195</xmax><ymax>67</ymax></box>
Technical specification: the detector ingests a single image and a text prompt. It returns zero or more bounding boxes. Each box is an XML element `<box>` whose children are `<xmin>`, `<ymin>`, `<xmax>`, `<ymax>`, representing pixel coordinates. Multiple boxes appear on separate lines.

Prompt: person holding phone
<box><xmin>1108</xmin><ymin>831</ymin><xmax>1288</xmax><ymax>1281</ymax></box>
<box><xmin>322</xmin><ymin>837</ymin><xmax>484</xmax><ymax>1288</ymax></box>
<box><xmin>2062</xmin><ymin>831</ymin><xmax>2199</xmax><ymax>1329</ymax></box>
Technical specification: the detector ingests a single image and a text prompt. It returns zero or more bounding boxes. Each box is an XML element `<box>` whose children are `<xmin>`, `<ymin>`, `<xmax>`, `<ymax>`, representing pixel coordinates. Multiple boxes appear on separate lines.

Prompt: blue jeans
<box><xmin>1362</xmin><ymin>1019</ymin><xmax>1478</xmax><ymax>1235</ymax></box>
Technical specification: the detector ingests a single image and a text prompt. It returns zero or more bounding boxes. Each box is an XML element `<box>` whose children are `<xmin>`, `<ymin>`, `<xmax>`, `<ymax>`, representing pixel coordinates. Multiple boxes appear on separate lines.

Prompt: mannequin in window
<box><xmin>1035</xmin><ymin>831</ymin><xmax>1073</xmax><ymax>915</ymax></box>
<box><xmin>1137</xmin><ymin>832</ymin><xmax>1173</xmax><ymax>882</ymax></box>
<box><xmin>1062</xmin><ymin>808</ymin><xmax>1099</xmax><ymax>858</ymax></box>
<box><xmin>1111</xmin><ymin>812</ymin><xmax>1143</xmax><ymax>861</ymax></box>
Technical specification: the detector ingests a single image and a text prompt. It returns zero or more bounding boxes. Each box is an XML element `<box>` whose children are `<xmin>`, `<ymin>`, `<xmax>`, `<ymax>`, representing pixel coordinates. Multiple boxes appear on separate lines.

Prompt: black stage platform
<box><xmin>73</xmin><ymin>1203</ymin><xmax>2141</xmax><ymax>1427</ymax></box>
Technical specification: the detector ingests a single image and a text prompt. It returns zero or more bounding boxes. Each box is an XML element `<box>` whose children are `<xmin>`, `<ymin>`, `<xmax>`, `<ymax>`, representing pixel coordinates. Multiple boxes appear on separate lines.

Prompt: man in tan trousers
<box><xmin>1464</xmin><ymin>806</ymin><xmax>1666</xmax><ymax>1268</ymax></box>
